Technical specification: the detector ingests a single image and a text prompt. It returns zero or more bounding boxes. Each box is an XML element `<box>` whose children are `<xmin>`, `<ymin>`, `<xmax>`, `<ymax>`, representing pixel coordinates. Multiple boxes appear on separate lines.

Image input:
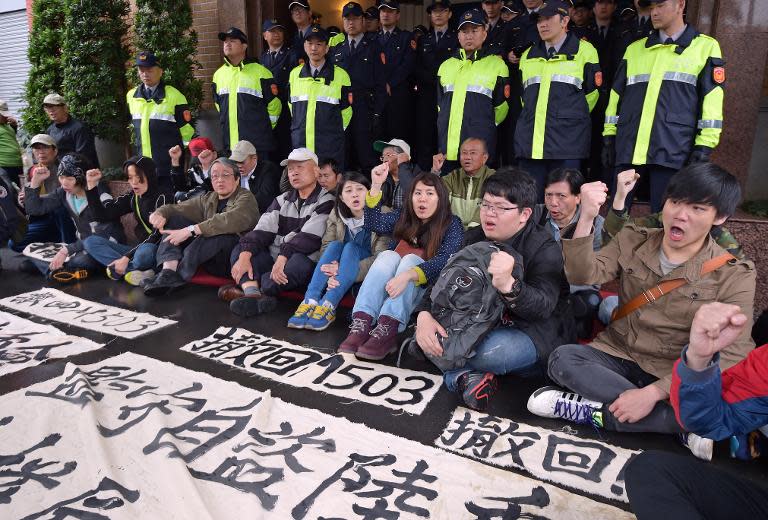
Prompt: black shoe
<box><xmin>142</xmin><ymin>268</ymin><xmax>185</xmax><ymax>296</ymax></box>
<box><xmin>229</xmin><ymin>294</ymin><xmax>277</xmax><ymax>317</ymax></box>
<box><xmin>457</xmin><ymin>372</ymin><xmax>497</xmax><ymax>412</ymax></box>
<box><xmin>19</xmin><ymin>258</ymin><xmax>39</xmax><ymax>274</ymax></box>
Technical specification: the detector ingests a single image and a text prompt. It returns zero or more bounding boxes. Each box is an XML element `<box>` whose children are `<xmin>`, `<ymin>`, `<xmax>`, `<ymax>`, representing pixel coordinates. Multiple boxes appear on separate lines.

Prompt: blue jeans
<box><xmin>83</xmin><ymin>235</ymin><xmax>158</xmax><ymax>272</ymax></box>
<box><xmin>31</xmin><ymin>250</ymin><xmax>100</xmax><ymax>276</ymax></box>
<box><xmin>305</xmin><ymin>240</ymin><xmax>372</xmax><ymax>308</ymax></box>
<box><xmin>352</xmin><ymin>250</ymin><xmax>425</xmax><ymax>332</ymax></box>
<box><xmin>444</xmin><ymin>327</ymin><xmax>539</xmax><ymax>392</ymax></box>
<box><xmin>599</xmin><ymin>295</ymin><xmax>619</xmax><ymax>325</ymax></box>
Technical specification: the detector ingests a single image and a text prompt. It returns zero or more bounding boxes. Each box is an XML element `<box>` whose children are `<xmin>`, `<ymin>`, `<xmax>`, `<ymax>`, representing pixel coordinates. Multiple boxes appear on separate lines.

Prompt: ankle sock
<box><xmin>244</xmin><ymin>286</ymin><xmax>262</xmax><ymax>296</ymax></box>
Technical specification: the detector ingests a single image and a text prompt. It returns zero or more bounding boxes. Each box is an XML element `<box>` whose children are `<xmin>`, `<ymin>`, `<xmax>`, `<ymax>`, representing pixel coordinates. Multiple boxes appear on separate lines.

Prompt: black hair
<box><xmin>318</xmin><ymin>157</ymin><xmax>342</xmax><ymax>175</ymax></box>
<box><xmin>460</xmin><ymin>137</ymin><xmax>488</xmax><ymax>155</ymax></box>
<box><xmin>481</xmin><ymin>167</ymin><xmax>537</xmax><ymax>209</ymax></box>
<box><xmin>335</xmin><ymin>171</ymin><xmax>371</xmax><ymax>219</ymax></box>
<box><xmin>545</xmin><ymin>168</ymin><xmax>584</xmax><ymax>195</ymax></box>
<box><xmin>663</xmin><ymin>162</ymin><xmax>741</xmax><ymax>219</ymax></box>
<box><xmin>211</xmin><ymin>157</ymin><xmax>241</xmax><ymax>178</ymax></box>
<box><xmin>57</xmin><ymin>153</ymin><xmax>90</xmax><ymax>189</ymax></box>
<box><xmin>123</xmin><ymin>155</ymin><xmax>159</xmax><ymax>195</ymax></box>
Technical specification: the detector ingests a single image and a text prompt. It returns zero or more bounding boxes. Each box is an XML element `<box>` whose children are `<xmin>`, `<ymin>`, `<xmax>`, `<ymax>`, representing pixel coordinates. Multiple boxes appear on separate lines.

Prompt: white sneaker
<box><xmin>680</xmin><ymin>432</ymin><xmax>714</xmax><ymax>461</ymax></box>
<box><xmin>124</xmin><ymin>269</ymin><xmax>156</xmax><ymax>287</ymax></box>
<box><xmin>527</xmin><ymin>386</ymin><xmax>604</xmax><ymax>425</ymax></box>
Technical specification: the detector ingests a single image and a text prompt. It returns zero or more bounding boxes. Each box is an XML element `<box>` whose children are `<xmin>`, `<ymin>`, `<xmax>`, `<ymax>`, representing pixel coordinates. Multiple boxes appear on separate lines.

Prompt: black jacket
<box><xmin>46</xmin><ymin>117</ymin><xmax>99</xmax><ymax>168</ymax></box>
<box><xmin>245</xmin><ymin>159</ymin><xmax>282</xmax><ymax>215</ymax></box>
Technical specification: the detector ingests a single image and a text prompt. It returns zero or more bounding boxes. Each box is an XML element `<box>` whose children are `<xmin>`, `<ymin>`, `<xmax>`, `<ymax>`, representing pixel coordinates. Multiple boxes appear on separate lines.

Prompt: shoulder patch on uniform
<box><xmin>380</xmin><ymin>52</ymin><xmax>386</xmax><ymax>65</ymax></box>
<box><xmin>503</xmin><ymin>84</ymin><xmax>511</xmax><ymax>99</ymax></box>
<box><xmin>713</xmin><ymin>66</ymin><xmax>725</xmax><ymax>84</ymax></box>
<box><xmin>594</xmin><ymin>71</ymin><xmax>603</xmax><ymax>87</ymax></box>
<box><xmin>348</xmin><ymin>92</ymin><xmax>354</xmax><ymax>105</ymax></box>
<box><xmin>271</xmin><ymin>84</ymin><xmax>279</xmax><ymax>96</ymax></box>
<box><xmin>183</xmin><ymin>110</ymin><xmax>192</xmax><ymax>122</ymax></box>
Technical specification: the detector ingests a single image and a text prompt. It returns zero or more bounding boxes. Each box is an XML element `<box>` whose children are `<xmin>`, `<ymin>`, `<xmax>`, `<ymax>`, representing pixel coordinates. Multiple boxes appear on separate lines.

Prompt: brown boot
<box><xmin>218</xmin><ymin>284</ymin><xmax>244</xmax><ymax>302</ymax></box>
<box><xmin>338</xmin><ymin>312</ymin><xmax>374</xmax><ymax>354</ymax></box>
<box><xmin>355</xmin><ymin>315</ymin><xmax>400</xmax><ymax>361</ymax></box>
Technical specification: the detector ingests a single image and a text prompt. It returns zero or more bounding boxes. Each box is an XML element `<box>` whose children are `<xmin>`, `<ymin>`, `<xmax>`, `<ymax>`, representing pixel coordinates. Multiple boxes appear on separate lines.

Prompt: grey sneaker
<box><xmin>124</xmin><ymin>269</ymin><xmax>156</xmax><ymax>287</ymax></box>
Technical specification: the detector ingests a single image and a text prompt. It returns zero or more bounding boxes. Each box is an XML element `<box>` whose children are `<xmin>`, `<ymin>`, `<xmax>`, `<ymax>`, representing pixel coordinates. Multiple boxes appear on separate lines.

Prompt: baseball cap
<box><xmin>373</xmin><ymin>138</ymin><xmax>411</xmax><ymax>158</ymax></box>
<box><xmin>43</xmin><ymin>93</ymin><xmax>66</xmax><ymax>106</ymax></box>
<box><xmin>263</xmin><ymin>19</ymin><xmax>284</xmax><ymax>32</ymax></box>
<box><xmin>30</xmin><ymin>134</ymin><xmax>57</xmax><ymax>148</ymax></box>
<box><xmin>532</xmin><ymin>0</ymin><xmax>571</xmax><ymax>19</ymax></box>
<box><xmin>188</xmin><ymin>137</ymin><xmax>215</xmax><ymax>157</ymax></box>
<box><xmin>229</xmin><ymin>140</ymin><xmax>258</xmax><ymax>162</ymax></box>
<box><xmin>218</xmin><ymin>27</ymin><xmax>248</xmax><ymax>43</ymax></box>
<box><xmin>280</xmin><ymin>148</ymin><xmax>319</xmax><ymax>166</ymax></box>
<box><xmin>305</xmin><ymin>24</ymin><xmax>330</xmax><ymax>43</ymax></box>
<box><xmin>0</xmin><ymin>100</ymin><xmax>11</xmax><ymax>118</ymax></box>
<box><xmin>427</xmin><ymin>0</ymin><xmax>451</xmax><ymax>12</ymax></box>
<box><xmin>289</xmin><ymin>0</ymin><xmax>311</xmax><ymax>10</ymax></box>
<box><xmin>457</xmin><ymin>8</ymin><xmax>487</xmax><ymax>29</ymax></box>
<box><xmin>135</xmin><ymin>51</ymin><xmax>160</xmax><ymax>67</ymax></box>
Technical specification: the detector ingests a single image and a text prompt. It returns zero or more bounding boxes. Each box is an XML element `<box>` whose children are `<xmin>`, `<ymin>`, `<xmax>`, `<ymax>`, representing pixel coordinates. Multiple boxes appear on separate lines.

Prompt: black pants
<box><xmin>382</xmin><ymin>84</ymin><xmax>413</xmax><ymax>144</ymax></box>
<box><xmin>626</xmin><ymin>451</ymin><xmax>768</xmax><ymax>520</ymax></box>
<box><xmin>229</xmin><ymin>244</ymin><xmax>315</xmax><ymax>296</ymax></box>
<box><xmin>346</xmin><ymin>95</ymin><xmax>379</xmax><ymax>174</ymax></box>
<box><xmin>548</xmin><ymin>344</ymin><xmax>683</xmax><ymax>433</ymax></box>
<box><xmin>155</xmin><ymin>215</ymin><xmax>239</xmax><ymax>281</ymax></box>
<box><xmin>414</xmin><ymin>87</ymin><xmax>438</xmax><ymax>172</ymax></box>
<box><xmin>518</xmin><ymin>159</ymin><xmax>581</xmax><ymax>203</ymax></box>
<box><xmin>273</xmin><ymin>99</ymin><xmax>293</xmax><ymax>165</ymax></box>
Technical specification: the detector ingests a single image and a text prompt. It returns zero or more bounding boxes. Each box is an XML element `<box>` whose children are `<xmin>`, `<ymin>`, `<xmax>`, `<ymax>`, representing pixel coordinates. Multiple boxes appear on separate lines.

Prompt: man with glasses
<box><xmin>414</xmin><ymin>168</ymin><xmax>573</xmax><ymax>411</ymax></box>
<box><xmin>432</xmin><ymin>137</ymin><xmax>495</xmax><ymax>229</ymax></box>
<box><xmin>142</xmin><ymin>158</ymin><xmax>259</xmax><ymax>296</ymax></box>
<box><xmin>372</xmin><ymin>138</ymin><xmax>422</xmax><ymax>210</ymax></box>
<box><xmin>228</xmin><ymin>140</ymin><xmax>281</xmax><ymax>214</ymax></box>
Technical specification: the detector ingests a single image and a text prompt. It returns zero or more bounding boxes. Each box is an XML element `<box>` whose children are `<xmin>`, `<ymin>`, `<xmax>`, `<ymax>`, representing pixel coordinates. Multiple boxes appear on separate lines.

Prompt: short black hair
<box><xmin>481</xmin><ymin>167</ymin><xmax>537</xmax><ymax>209</ymax></box>
<box><xmin>335</xmin><ymin>171</ymin><xmax>371</xmax><ymax>219</ymax></box>
<box><xmin>545</xmin><ymin>168</ymin><xmax>584</xmax><ymax>195</ymax></box>
<box><xmin>663</xmin><ymin>162</ymin><xmax>741</xmax><ymax>219</ymax></box>
<box><xmin>318</xmin><ymin>157</ymin><xmax>341</xmax><ymax>175</ymax></box>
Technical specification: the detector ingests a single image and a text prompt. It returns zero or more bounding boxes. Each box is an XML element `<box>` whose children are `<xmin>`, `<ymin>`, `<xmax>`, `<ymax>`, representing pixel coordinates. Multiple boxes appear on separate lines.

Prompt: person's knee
<box><xmin>82</xmin><ymin>235</ymin><xmax>102</xmax><ymax>249</ymax></box>
<box><xmin>400</xmin><ymin>253</ymin><xmax>423</xmax><ymax>267</ymax></box>
<box><xmin>371</xmin><ymin>250</ymin><xmax>400</xmax><ymax>270</ymax></box>
<box><xmin>547</xmin><ymin>344</ymin><xmax>584</xmax><ymax>384</ymax></box>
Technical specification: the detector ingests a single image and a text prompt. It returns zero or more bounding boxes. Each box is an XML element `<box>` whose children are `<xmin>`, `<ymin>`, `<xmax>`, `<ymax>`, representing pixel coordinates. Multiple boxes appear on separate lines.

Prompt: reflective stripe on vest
<box><xmin>149</xmin><ymin>113</ymin><xmax>175</xmax><ymax>122</ymax></box>
<box><xmin>662</xmin><ymin>71</ymin><xmax>697</xmax><ymax>85</ymax></box>
<box><xmin>626</xmin><ymin>74</ymin><xmax>651</xmax><ymax>86</ymax></box>
<box><xmin>551</xmin><ymin>74</ymin><xmax>583</xmax><ymax>89</ymax></box>
<box><xmin>697</xmin><ymin>119</ymin><xmax>723</xmax><ymax>129</ymax></box>
<box><xmin>605</xmin><ymin>115</ymin><xmax>619</xmax><ymax>124</ymax></box>
<box><xmin>316</xmin><ymin>96</ymin><xmax>340</xmax><ymax>105</ymax></box>
<box><xmin>290</xmin><ymin>95</ymin><xmax>310</xmax><ymax>103</ymax></box>
<box><xmin>237</xmin><ymin>86</ymin><xmax>263</xmax><ymax>98</ymax></box>
<box><xmin>523</xmin><ymin>76</ymin><xmax>541</xmax><ymax>89</ymax></box>
<box><xmin>444</xmin><ymin>84</ymin><xmax>455</xmax><ymax>92</ymax></box>
<box><xmin>466</xmin><ymin>84</ymin><xmax>493</xmax><ymax>98</ymax></box>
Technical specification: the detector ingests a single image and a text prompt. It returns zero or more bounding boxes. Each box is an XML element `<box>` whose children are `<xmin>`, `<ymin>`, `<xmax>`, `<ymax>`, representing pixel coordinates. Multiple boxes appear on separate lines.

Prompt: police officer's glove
<box><xmin>601</xmin><ymin>136</ymin><xmax>616</xmax><ymax>170</ymax></box>
<box><xmin>687</xmin><ymin>146</ymin><xmax>712</xmax><ymax>165</ymax></box>
<box><xmin>371</xmin><ymin>114</ymin><xmax>383</xmax><ymax>139</ymax></box>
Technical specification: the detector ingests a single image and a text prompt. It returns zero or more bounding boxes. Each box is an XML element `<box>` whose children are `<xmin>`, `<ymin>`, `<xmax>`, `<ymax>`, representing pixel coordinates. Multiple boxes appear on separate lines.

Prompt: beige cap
<box><xmin>0</xmin><ymin>100</ymin><xmax>11</xmax><ymax>118</ymax></box>
<box><xmin>280</xmin><ymin>147</ymin><xmax>319</xmax><ymax>166</ymax></box>
<box><xmin>30</xmin><ymin>134</ymin><xmax>57</xmax><ymax>147</ymax></box>
<box><xmin>373</xmin><ymin>138</ymin><xmax>411</xmax><ymax>158</ymax></box>
<box><xmin>229</xmin><ymin>140</ymin><xmax>258</xmax><ymax>162</ymax></box>
<box><xmin>43</xmin><ymin>93</ymin><xmax>66</xmax><ymax>106</ymax></box>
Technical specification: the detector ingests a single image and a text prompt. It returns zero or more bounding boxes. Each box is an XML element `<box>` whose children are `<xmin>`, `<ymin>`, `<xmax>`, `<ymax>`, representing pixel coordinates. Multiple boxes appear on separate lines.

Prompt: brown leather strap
<box><xmin>611</xmin><ymin>253</ymin><xmax>735</xmax><ymax>322</ymax></box>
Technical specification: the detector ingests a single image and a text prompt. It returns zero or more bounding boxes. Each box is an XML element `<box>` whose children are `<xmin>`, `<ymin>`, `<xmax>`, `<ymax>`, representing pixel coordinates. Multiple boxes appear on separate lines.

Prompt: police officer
<box><xmin>377</xmin><ymin>0</ymin><xmax>416</xmax><ymax>142</ymax></box>
<box><xmin>501</xmin><ymin>1</ymin><xmax>521</xmax><ymax>23</ymax></box>
<box><xmin>329</xmin><ymin>2</ymin><xmax>385</xmax><ymax>173</ymax></box>
<box><xmin>569</xmin><ymin>0</ymin><xmax>600</xmax><ymax>43</ymax></box>
<box><xmin>127</xmin><ymin>51</ymin><xmax>193</xmax><ymax>194</ymax></box>
<box><xmin>603</xmin><ymin>0</ymin><xmax>725</xmax><ymax>212</ymax></box>
<box><xmin>290</xmin><ymin>0</ymin><xmax>313</xmax><ymax>61</ymax></box>
<box><xmin>364</xmin><ymin>6</ymin><xmax>381</xmax><ymax>33</ymax></box>
<box><xmin>288</xmin><ymin>25</ymin><xmax>353</xmax><ymax>168</ymax></box>
<box><xmin>262</xmin><ymin>19</ymin><xmax>300</xmax><ymax>164</ymax></box>
<box><xmin>413</xmin><ymin>0</ymin><xmax>458</xmax><ymax>170</ymax></box>
<box><xmin>481</xmin><ymin>0</ymin><xmax>508</xmax><ymax>56</ymax></box>
<box><xmin>435</xmin><ymin>9</ymin><xmax>509</xmax><ymax>172</ymax></box>
<box><xmin>514</xmin><ymin>0</ymin><xmax>601</xmax><ymax>200</ymax></box>
<box><xmin>212</xmin><ymin>27</ymin><xmax>282</xmax><ymax>161</ymax></box>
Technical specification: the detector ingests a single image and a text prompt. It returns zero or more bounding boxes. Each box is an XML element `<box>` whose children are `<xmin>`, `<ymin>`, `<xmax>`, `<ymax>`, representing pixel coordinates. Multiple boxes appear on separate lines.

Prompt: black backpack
<box><xmin>426</xmin><ymin>240</ymin><xmax>522</xmax><ymax>371</ymax></box>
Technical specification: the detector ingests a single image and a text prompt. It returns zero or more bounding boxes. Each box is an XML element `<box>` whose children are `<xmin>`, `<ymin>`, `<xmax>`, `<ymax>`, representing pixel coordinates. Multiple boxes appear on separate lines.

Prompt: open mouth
<box><xmin>669</xmin><ymin>225</ymin><xmax>685</xmax><ymax>241</ymax></box>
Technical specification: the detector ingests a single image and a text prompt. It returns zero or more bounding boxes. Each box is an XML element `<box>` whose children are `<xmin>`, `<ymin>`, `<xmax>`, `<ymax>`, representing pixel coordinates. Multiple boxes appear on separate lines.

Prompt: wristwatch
<box><xmin>187</xmin><ymin>225</ymin><xmax>197</xmax><ymax>237</ymax></box>
<box><xmin>501</xmin><ymin>278</ymin><xmax>522</xmax><ymax>300</ymax></box>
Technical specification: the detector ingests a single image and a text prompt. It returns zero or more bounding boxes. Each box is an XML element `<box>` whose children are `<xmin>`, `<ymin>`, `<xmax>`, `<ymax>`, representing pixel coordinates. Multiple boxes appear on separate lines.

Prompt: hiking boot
<box><xmin>338</xmin><ymin>312</ymin><xmax>373</xmax><ymax>354</ymax></box>
<box><xmin>50</xmin><ymin>268</ymin><xmax>89</xmax><ymax>284</ymax></box>
<box><xmin>679</xmin><ymin>432</ymin><xmax>714</xmax><ymax>461</ymax></box>
<box><xmin>142</xmin><ymin>268</ymin><xmax>185</xmax><ymax>296</ymax></box>
<box><xmin>304</xmin><ymin>304</ymin><xmax>336</xmax><ymax>331</ymax></box>
<box><xmin>230</xmin><ymin>294</ymin><xmax>277</xmax><ymax>317</ymax></box>
<box><xmin>527</xmin><ymin>386</ymin><xmax>604</xmax><ymax>426</ymax></box>
<box><xmin>287</xmin><ymin>301</ymin><xmax>315</xmax><ymax>329</ymax></box>
<box><xmin>457</xmin><ymin>372</ymin><xmax>498</xmax><ymax>412</ymax></box>
<box><xmin>124</xmin><ymin>269</ymin><xmax>155</xmax><ymax>287</ymax></box>
<box><xmin>356</xmin><ymin>315</ymin><xmax>400</xmax><ymax>361</ymax></box>
<box><xmin>217</xmin><ymin>284</ymin><xmax>244</xmax><ymax>303</ymax></box>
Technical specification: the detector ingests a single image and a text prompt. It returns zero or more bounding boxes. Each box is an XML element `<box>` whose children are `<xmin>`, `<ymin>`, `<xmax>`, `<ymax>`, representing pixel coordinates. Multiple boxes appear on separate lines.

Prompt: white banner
<box><xmin>0</xmin><ymin>289</ymin><xmax>176</xmax><ymax>339</ymax></box>
<box><xmin>0</xmin><ymin>311</ymin><xmax>103</xmax><ymax>376</ymax></box>
<box><xmin>22</xmin><ymin>242</ymin><xmax>68</xmax><ymax>263</ymax></box>
<box><xmin>181</xmin><ymin>327</ymin><xmax>443</xmax><ymax>415</ymax></box>
<box><xmin>0</xmin><ymin>353</ymin><xmax>633</xmax><ymax>519</ymax></box>
<box><xmin>436</xmin><ymin>407</ymin><xmax>641</xmax><ymax>502</ymax></box>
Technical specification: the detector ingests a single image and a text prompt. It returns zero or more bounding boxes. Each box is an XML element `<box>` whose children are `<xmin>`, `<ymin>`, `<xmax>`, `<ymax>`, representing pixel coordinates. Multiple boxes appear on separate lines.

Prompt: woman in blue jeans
<box><xmin>339</xmin><ymin>167</ymin><xmax>464</xmax><ymax>361</ymax></box>
<box><xmin>287</xmin><ymin>172</ymin><xmax>390</xmax><ymax>331</ymax></box>
<box><xmin>82</xmin><ymin>156</ymin><xmax>167</xmax><ymax>286</ymax></box>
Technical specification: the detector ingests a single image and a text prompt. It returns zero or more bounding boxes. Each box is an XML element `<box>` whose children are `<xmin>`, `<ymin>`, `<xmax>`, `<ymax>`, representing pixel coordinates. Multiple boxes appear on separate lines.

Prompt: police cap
<box><xmin>305</xmin><ymin>24</ymin><xmax>330</xmax><ymax>43</ymax></box>
<box><xmin>531</xmin><ymin>0</ymin><xmax>571</xmax><ymax>20</ymax></box>
<box><xmin>135</xmin><ymin>51</ymin><xmax>160</xmax><ymax>68</ymax></box>
<box><xmin>262</xmin><ymin>19</ymin><xmax>284</xmax><ymax>32</ymax></box>
<box><xmin>342</xmin><ymin>2</ymin><xmax>364</xmax><ymax>17</ymax></box>
<box><xmin>218</xmin><ymin>27</ymin><xmax>248</xmax><ymax>43</ymax></box>
<box><xmin>426</xmin><ymin>0</ymin><xmax>451</xmax><ymax>13</ymax></box>
<box><xmin>457</xmin><ymin>8</ymin><xmax>487</xmax><ymax>29</ymax></box>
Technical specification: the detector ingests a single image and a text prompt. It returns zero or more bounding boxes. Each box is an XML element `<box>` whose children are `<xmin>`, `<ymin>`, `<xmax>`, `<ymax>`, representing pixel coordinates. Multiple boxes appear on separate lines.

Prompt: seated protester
<box><xmin>142</xmin><ymin>158</ymin><xmax>259</xmax><ymax>296</ymax></box>
<box><xmin>373</xmin><ymin>139</ymin><xmax>422</xmax><ymax>211</ymax></box>
<box><xmin>0</xmin><ymin>174</ymin><xmax>23</xmax><ymax>273</ymax></box>
<box><xmin>229</xmin><ymin>140</ymin><xmax>282</xmax><ymax>214</ymax></box>
<box><xmin>23</xmin><ymin>153</ymin><xmax>124</xmax><ymax>282</ymax></box>
<box><xmin>12</xmin><ymin>134</ymin><xmax>75</xmax><ymax>252</ymax></box>
<box><xmin>82</xmin><ymin>156</ymin><xmax>167</xmax><ymax>286</ymax></box>
<box><xmin>626</xmin><ymin>302</ymin><xmax>768</xmax><ymax>520</ymax></box>
<box><xmin>431</xmin><ymin>137</ymin><xmax>496</xmax><ymax>229</ymax></box>
<box><xmin>598</xmin><ymin>168</ymin><xmax>746</xmax><ymax>324</ymax></box>
<box><xmin>532</xmin><ymin>168</ymin><xmax>604</xmax><ymax>339</ymax></box>
<box><xmin>339</xmin><ymin>167</ymin><xmax>464</xmax><ymax>360</ymax></box>
<box><xmin>317</xmin><ymin>157</ymin><xmax>341</xmax><ymax>194</ymax></box>
<box><xmin>221</xmin><ymin>148</ymin><xmax>335</xmax><ymax>317</ymax></box>
<box><xmin>287</xmin><ymin>172</ymin><xmax>389</xmax><ymax>331</ymax></box>
<box><xmin>415</xmin><ymin>169</ymin><xmax>574</xmax><ymax>411</ymax></box>
<box><xmin>526</xmin><ymin>163</ymin><xmax>756</xmax><ymax>460</ymax></box>
<box><xmin>170</xmin><ymin>137</ymin><xmax>217</xmax><ymax>203</ymax></box>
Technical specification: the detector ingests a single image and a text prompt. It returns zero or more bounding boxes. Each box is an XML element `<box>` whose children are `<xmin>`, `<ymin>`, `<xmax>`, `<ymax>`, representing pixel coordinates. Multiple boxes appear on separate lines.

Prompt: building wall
<box><xmin>190</xmin><ymin>0</ymin><xmax>221</xmax><ymax>109</ymax></box>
